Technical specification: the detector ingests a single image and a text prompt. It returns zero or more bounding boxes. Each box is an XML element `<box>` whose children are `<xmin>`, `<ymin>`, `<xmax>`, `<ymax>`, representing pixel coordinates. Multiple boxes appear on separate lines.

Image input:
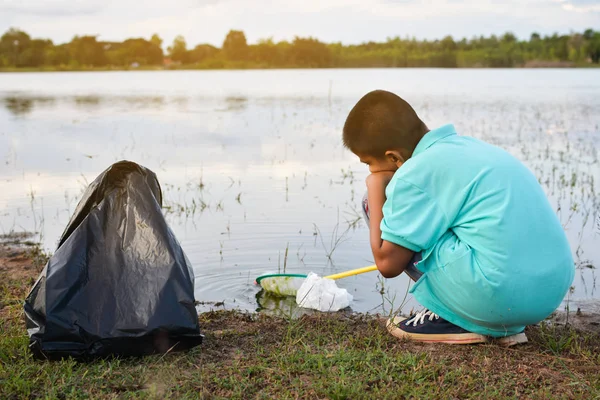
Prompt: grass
<box><xmin>1</xmin><ymin>243</ymin><xmax>600</xmax><ymax>399</ymax></box>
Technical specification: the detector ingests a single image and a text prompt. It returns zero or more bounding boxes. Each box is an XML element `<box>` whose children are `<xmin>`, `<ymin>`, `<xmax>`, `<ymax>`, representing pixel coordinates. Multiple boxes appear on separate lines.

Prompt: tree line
<box><xmin>1</xmin><ymin>28</ymin><xmax>599</xmax><ymax>70</ymax></box>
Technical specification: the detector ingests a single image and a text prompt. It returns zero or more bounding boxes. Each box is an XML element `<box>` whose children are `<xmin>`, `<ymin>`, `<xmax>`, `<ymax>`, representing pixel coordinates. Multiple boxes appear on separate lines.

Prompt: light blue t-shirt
<box><xmin>381</xmin><ymin>124</ymin><xmax>574</xmax><ymax>337</ymax></box>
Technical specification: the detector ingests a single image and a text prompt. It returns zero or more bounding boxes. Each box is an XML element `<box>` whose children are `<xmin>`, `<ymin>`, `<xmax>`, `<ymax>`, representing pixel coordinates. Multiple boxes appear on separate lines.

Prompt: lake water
<box><xmin>0</xmin><ymin>69</ymin><xmax>598</xmax><ymax>316</ymax></box>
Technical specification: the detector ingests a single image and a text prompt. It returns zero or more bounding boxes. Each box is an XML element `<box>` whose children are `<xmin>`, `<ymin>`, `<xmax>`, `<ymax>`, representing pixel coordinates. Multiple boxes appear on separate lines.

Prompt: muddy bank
<box><xmin>1</xmin><ymin>233</ymin><xmax>599</xmax><ymax>334</ymax></box>
<box><xmin>2</xmin><ymin>235</ymin><xmax>600</xmax><ymax>399</ymax></box>
<box><xmin>550</xmin><ymin>299</ymin><xmax>600</xmax><ymax>334</ymax></box>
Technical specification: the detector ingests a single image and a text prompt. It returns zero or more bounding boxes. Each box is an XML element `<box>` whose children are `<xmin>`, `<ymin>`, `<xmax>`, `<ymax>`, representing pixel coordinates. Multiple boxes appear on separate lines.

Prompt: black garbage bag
<box><xmin>24</xmin><ymin>161</ymin><xmax>203</xmax><ymax>360</ymax></box>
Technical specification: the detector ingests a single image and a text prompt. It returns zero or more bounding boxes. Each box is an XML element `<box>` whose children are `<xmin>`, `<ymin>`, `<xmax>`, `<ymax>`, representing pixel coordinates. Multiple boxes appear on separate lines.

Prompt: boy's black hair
<box><xmin>343</xmin><ymin>90</ymin><xmax>426</xmax><ymax>158</ymax></box>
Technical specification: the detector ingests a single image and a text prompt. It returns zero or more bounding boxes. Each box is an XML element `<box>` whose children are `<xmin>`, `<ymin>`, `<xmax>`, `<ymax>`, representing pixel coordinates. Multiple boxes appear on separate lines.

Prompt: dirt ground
<box><xmin>3</xmin><ymin>232</ymin><xmax>598</xmax><ymax>335</ymax></box>
<box><xmin>2</xmin><ymin>235</ymin><xmax>600</xmax><ymax>399</ymax></box>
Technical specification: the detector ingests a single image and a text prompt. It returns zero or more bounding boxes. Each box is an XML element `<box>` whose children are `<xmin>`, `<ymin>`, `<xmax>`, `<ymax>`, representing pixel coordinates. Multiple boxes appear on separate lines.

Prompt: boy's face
<box><xmin>357</xmin><ymin>150</ymin><xmax>404</xmax><ymax>174</ymax></box>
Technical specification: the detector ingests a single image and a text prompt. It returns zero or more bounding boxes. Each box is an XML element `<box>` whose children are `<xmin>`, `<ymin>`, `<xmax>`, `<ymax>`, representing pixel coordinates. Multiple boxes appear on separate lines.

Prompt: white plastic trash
<box><xmin>296</xmin><ymin>272</ymin><xmax>353</xmax><ymax>312</ymax></box>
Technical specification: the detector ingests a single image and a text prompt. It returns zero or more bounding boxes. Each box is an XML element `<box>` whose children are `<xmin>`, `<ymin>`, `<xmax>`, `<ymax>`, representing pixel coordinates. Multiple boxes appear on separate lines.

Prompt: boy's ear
<box><xmin>385</xmin><ymin>150</ymin><xmax>405</xmax><ymax>167</ymax></box>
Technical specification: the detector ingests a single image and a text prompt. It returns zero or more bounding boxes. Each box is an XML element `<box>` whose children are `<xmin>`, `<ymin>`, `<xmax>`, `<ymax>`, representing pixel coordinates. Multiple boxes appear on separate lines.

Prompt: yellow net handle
<box><xmin>324</xmin><ymin>265</ymin><xmax>378</xmax><ymax>280</ymax></box>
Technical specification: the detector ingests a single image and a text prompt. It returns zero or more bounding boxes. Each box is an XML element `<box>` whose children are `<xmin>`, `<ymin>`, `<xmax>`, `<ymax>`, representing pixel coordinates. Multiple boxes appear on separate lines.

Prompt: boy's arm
<box><xmin>366</xmin><ymin>172</ymin><xmax>415</xmax><ymax>278</ymax></box>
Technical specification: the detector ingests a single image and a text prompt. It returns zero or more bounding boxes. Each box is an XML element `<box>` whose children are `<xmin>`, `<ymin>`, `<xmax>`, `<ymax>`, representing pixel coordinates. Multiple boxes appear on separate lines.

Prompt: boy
<box><xmin>344</xmin><ymin>90</ymin><xmax>574</xmax><ymax>345</ymax></box>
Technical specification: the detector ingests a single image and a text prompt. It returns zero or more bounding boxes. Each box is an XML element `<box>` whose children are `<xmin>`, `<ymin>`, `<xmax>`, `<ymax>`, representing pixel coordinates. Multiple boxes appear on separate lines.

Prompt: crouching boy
<box><xmin>344</xmin><ymin>90</ymin><xmax>574</xmax><ymax>345</ymax></box>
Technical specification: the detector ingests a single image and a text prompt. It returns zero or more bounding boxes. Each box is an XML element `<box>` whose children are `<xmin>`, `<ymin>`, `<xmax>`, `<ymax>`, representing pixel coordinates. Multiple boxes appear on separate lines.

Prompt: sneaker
<box><xmin>387</xmin><ymin>310</ymin><xmax>529</xmax><ymax>346</ymax></box>
<box><xmin>386</xmin><ymin>309</ymin><xmax>487</xmax><ymax>345</ymax></box>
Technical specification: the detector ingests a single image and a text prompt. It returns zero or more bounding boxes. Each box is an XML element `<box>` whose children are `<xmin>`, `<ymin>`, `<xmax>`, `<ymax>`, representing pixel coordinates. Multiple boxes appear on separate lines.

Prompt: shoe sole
<box><xmin>386</xmin><ymin>316</ymin><xmax>528</xmax><ymax>346</ymax></box>
<box><xmin>386</xmin><ymin>316</ymin><xmax>487</xmax><ymax>344</ymax></box>
<box><xmin>493</xmin><ymin>332</ymin><xmax>528</xmax><ymax>347</ymax></box>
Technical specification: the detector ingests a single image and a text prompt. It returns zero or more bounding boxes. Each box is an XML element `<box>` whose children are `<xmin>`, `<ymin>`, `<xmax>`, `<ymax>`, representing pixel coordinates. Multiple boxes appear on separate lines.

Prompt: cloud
<box><xmin>0</xmin><ymin>0</ymin><xmax>105</xmax><ymax>17</ymax></box>
<box><xmin>555</xmin><ymin>0</ymin><xmax>600</xmax><ymax>12</ymax></box>
<box><xmin>561</xmin><ymin>0</ymin><xmax>600</xmax><ymax>4</ymax></box>
<box><xmin>0</xmin><ymin>0</ymin><xmax>226</xmax><ymax>19</ymax></box>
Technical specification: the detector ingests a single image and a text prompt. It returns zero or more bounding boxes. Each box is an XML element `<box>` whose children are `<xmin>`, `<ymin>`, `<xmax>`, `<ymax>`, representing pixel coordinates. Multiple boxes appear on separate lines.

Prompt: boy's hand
<box><xmin>366</xmin><ymin>170</ymin><xmax>414</xmax><ymax>278</ymax></box>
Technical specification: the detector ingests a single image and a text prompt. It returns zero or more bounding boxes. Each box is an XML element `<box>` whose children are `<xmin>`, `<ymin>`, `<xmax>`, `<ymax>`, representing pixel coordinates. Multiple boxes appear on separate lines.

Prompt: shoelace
<box><xmin>405</xmin><ymin>309</ymin><xmax>439</xmax><ymax>326</ymax></box>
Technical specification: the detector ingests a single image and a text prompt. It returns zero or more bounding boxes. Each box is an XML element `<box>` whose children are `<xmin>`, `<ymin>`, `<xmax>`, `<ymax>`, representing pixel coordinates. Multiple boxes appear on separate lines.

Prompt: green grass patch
<box><xmin>1</xmin><ymin>245</ymin><xmax>599</xmax><ymax>399</ymax></box>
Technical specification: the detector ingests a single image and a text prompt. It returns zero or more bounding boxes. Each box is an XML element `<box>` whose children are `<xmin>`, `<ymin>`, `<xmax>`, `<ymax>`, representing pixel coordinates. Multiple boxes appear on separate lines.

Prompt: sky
<box><xmin>1</xmin><ymin>0</ymin><xmax>599</xmax><ymax>48</ymax></box>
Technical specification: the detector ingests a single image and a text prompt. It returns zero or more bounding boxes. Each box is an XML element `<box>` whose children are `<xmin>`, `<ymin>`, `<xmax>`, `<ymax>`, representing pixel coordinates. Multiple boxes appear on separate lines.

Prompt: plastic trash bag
<box><xmin>24</xmin><ymin>161</ymin><xmax>203</xmax><ymax>360</ymax></box>
<box><xmin>296</xmin><ymin>272</ymin><xmax>353</xmax><ymax>312</ymax></box>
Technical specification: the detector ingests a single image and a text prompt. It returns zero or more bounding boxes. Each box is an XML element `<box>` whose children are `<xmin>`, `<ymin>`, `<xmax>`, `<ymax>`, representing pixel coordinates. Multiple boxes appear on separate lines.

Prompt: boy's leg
<box><xmin>362</xmin><ymin>192</ymin><xmax>526</xmax><ymax>346</ymax></box>
<box><xmin>361</xmin><ymin>192</ymin><xmax>423</xmax><ymax>282</ymax></box>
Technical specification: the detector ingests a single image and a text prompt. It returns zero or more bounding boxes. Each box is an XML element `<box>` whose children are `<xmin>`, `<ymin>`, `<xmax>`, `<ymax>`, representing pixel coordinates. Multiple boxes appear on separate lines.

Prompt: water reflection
<box><xmin>255</xmin><ymin>290</ymin><xmax>312</xmax><ymax>318</ymax></box>
<box><xmin>222</xmin><ymin>96</ymin><xmax>248</xmax><ymax>111</ymax></box>
<box><xmin>1</xmin><ymin>94</ymin><xmax>175</xmax><ymax>116</ymax></box>
<box><xmin>74</xmin><ymin>95</ymin><xmax>101</xmax><ymax>106</ymax></box>
<box><xmin>1</xmin><ymin>93</ymin><xmax>258</xmax><ymax>117</ymax></box>
<box><xmin>2</xmin><ymin>95</ymin><xmax>55</xmax><ymax>116</ymax></box>
<box><xmin>255</xmin><ymin>289</ymin><xmax>357</xmax><ymax>318</ymax></box>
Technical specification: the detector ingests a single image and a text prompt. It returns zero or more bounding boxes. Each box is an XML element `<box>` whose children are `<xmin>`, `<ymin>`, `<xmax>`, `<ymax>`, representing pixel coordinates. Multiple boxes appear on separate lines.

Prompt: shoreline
<box><xmin>1</xmin><ymin>234</ymin><xmax>599</xmax><ymax>398</ymax></box>
<box><xmin>1</xmin><ymin>64</ymin><xmax>599</xmax><ymax>73</ymax></box>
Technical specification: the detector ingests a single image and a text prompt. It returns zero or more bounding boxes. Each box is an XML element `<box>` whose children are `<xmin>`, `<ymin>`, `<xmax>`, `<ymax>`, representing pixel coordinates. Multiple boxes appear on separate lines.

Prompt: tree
<box><xmin>106</xmin><ymin>38</ymin><xmax>163</xmax><ymax>66</ymax></box>
<box><xmin>188</xmin><ymin>44</ymin><xmax>219</xmax><ymax>63</ymax></box>
<box><xmin>20</xmin><ymin>39</ymin><xmax>52</xmax><ymax>67</ymax></box>
<box><xmin>551</xmin><ymin>34</ymin><xmax>570</xmax><ymax>60</ymax></box>
<box><xmin>0</xmin><ymin>28</ymin><xmax>32</xmax><ymax>67</ymax></box>
<box><xmin>1</xmin><ymin>27</ymin><xmax>599</xmax><ymax>69</ymax></box>
<box><xmin>68</xmin><ymin>35</ymin><xmax>107</xmax><ymax>66</ymax></box>
<box><xmin>44</xmin><ymin>44</ymin><xmax>70</xmax><ymax>66</ymax></box>
<box><xmin>250</xmin><ymin>38</ymin><xmax>280</xmax><ymax>65</ymax></box>
<box><xmin>222</xmin><ymin>30</ymin><xmax>248</xmax><ymax>61</ymax></box>
<box><xmin>567</xmin><ymin>34</ymin><xmax>585</xmax><ymax>62</ymax></box>
<box><xmin>586</xmin><ymin>31</ymin><xmax>600</xmax><ymax>63</ymax></box>
<box><xmin>150</xmin><ymin>34</ymin><xmax>163</xmax><ymax>49</ymax></box>
<box><xmin>440</xmin><ymin>35</ymin><xmax>457</xmax><ymax>51</ymax></box>
<box><xmin>583</xmin><ymin>29</ymin><xmax>594</xmax><ymax>41</ymax></box>
<box><xmin>502</xmin><ymin>32</ymin><xmax>517</xmax><ymax>43</ymax></box>
<box><xmin>288</xmin><ymin>37</ymin><xmax>332</xmax><ymax>67</ymax></box>
<box><xmin>167</xmin><ymin>35</ymin><xmax>188</xmax><ymax>63</ymax></box>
